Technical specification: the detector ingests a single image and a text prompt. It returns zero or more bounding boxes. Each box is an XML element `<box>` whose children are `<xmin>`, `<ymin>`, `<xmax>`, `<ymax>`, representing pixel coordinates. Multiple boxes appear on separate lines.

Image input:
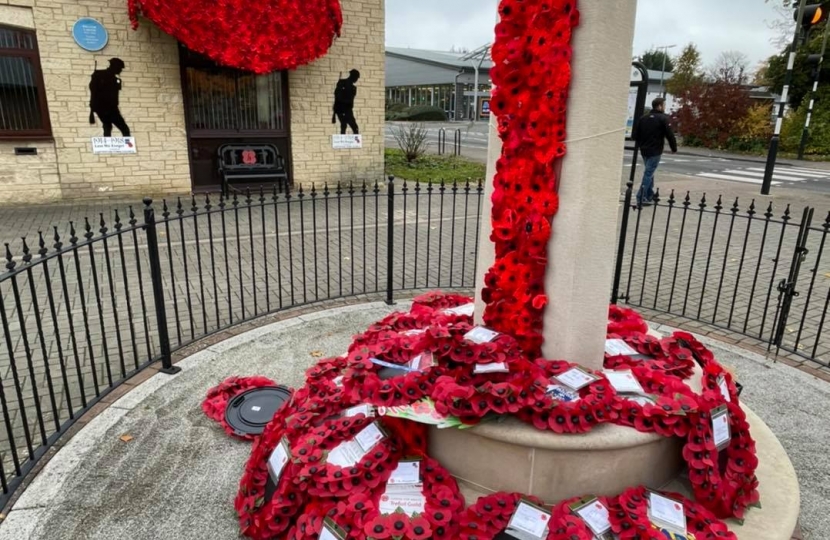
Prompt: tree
<box><xmin>709</xmin><ymin>51</ymin><xmax>750</xmax><ymax>84</ymax></box>
<box><xmin>763</xmin><ymin>21</ymin><xmax>830</xmax><ymax>109</ymax></box>
<box><xmin>638</xmin><ymin>48</ymin><xmax>675</xmax><ymax>72</ymax></box>
<box><xmin>672</xmin><ymin>79</ymin><xmax>753</xmax><ymax>149</ymax></box>
<box><xmin>392</xmin><ymin>123</ymin><xmax>429</xmax><ymax>162</ymax></box>
<box><xmin>665</xmin><ymin>44</ymin><xmax>703</xmax><ymax>96</ymax></box>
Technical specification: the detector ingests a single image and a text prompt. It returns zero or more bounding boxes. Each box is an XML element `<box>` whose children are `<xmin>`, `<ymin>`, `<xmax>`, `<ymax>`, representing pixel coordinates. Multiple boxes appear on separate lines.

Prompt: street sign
<box><xmin>479</xmin><ymin>97</ymin><xmax>491</xmax><ymax>119</ymax></box>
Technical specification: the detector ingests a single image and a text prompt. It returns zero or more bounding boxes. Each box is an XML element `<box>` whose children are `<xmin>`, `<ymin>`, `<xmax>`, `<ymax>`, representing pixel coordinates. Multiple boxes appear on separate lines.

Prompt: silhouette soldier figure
<box><xmin>89</xmin><ymin>58</ymin><xmax>131</xmax><ymax>137</ymax></box>
<box><xmin>332</xmin><ymin>69</ymin><xmax>360</xmax><ymax>135</ymax></box>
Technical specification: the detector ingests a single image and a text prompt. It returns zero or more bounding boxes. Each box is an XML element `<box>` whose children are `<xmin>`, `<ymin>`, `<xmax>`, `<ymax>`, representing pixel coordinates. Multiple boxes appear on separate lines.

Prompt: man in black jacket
<box><xmin>635</xmin><ymin>97</ymin><xmax>677</xmax><ymax>205</ymax></box>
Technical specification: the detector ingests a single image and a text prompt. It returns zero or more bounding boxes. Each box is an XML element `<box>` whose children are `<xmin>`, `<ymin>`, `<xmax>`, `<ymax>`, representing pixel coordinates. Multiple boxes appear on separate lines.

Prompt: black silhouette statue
<box><xmin>89</xmin><ymin>58</ymin><xmax>131</xmax><ymax>137</ymax></box>
<box><xmin>332</xmin><ymin>69</ymin><xmax>360</xmax><ymax>135</ymax></box>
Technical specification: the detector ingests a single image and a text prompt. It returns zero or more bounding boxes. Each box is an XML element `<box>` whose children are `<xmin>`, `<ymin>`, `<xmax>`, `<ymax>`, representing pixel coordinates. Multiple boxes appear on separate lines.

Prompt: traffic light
<box><xmin>807</xmin><ymin>53</ymin><xmax>824</xmax><ymax>78</ymax></box>
<box><xmin>795</xmin><ymin>3</ymin><xmax>830</xmax><ymax>41</ymax></box>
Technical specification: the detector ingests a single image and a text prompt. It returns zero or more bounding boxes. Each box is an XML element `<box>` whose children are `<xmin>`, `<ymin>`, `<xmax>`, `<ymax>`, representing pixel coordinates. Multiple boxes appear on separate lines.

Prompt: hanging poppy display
<box><xmin>127</xmin><ymin>0</ymin><xmax>342</xmax><ymax>73</ymax></box>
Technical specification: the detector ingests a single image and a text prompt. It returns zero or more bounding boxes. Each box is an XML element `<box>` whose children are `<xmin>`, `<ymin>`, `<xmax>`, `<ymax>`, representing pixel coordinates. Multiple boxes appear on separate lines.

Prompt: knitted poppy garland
<box><xmin>128</xmin><ymin>0</ymin><xmax>342</xmax><ymax>73</ymax></box>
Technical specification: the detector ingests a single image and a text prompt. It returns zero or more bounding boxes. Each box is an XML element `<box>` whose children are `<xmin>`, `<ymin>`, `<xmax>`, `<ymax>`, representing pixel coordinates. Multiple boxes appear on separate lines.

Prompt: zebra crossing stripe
<box><xmin>745</xmin><ymin>167</ymin><xmax>830</xmax><ymax>178</ymax></box>
<box><xmin>722</xmin><ymin>170</ymin><xmax>811</xmax><ymax>182</ymax></box>
<box><xmin>768</xmin><ymin>166</ymin><xmax>830</xmax><ymax>177</ymax></box>
<box><xmin>697</xmin><ymin>173</ymin><xmax>781</xmax><ymax>186</ymax></box>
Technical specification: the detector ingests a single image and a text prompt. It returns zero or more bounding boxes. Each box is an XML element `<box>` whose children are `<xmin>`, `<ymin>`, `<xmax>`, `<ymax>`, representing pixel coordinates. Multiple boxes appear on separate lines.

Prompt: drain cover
<box><xmin>224</xmin><ymin>386</ymin><xmax>292</xmax><ymax>437</ymax></box>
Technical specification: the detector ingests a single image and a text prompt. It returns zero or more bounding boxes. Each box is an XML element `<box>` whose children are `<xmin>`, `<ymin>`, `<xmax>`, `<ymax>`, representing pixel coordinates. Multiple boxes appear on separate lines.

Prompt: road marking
<box><xmin>697</xmin><ymin>173</ymin><xmax>782</xmax><ymax>186</ymax></box>
<box><xmin>721</xmin><ymin>170</ymin><xmax>810</xmax><ymax>182</ymax></box>
<box><xmin>745</xmin><ymin>167</ymin><xmax>830</xmax><ymax>178</ymax></box>
<box><xmin>777</xmin><ymin>166</ymin><xmax>830</xmax><ymax>175</ymax></box>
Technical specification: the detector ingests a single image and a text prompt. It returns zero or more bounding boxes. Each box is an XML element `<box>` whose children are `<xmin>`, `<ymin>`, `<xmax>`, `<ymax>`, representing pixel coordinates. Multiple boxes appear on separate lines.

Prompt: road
<box><xmin>385</xmin><ymin>122</ymin><xmax>830</xmax><ymax>194</ymax></box>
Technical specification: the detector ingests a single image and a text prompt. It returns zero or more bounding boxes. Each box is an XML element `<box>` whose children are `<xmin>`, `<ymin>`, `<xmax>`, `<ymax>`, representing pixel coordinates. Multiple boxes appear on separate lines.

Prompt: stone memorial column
<box><xmin>475</xmin><ymin>0</ymin><xmax>637</xmax><ymax>370</ymax></box>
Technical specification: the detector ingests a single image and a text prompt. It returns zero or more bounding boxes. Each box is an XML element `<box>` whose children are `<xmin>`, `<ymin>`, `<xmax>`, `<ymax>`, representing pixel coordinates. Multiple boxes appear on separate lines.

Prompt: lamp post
<box><xmin>657</xmin><ymin>44</ymin><xmax>676</xmax><ymax>98</ymax></box>
<box><xmin>461</xmin><ymin>44</ymin><xmax>492</xmax><ymax>122</ymax></box>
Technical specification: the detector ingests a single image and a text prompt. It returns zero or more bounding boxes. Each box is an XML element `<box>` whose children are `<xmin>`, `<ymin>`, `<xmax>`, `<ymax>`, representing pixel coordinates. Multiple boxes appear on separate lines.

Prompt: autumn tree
<box><xmin>665</xmin><ymin>44</ymin><xmax>703</xmax><ymax>96</ymax></box>
<box><xmin>709</xmin><ymin>51</ymin><xmax>750</xmax><ymax>84</ymax></box>
<box><xmin>672</xmin><ymin>52</ymin><xmax>753</xmax><ymax>149</ymax></box>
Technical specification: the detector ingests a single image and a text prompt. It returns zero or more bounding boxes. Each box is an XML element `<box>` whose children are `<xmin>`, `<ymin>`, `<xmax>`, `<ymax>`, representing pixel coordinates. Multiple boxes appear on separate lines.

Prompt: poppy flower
<box><xmin>407</xmin><ymin>516</ymin><xmax>432</xmax><ymax>540</ymax></box>
<box><xmin>363</xmin><ymin>515</ymin><xmax>393</xmax><ymax>539</ymax></box>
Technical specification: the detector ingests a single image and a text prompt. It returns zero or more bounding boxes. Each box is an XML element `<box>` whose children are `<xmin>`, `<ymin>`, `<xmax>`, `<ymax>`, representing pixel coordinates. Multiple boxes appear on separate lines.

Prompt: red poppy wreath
<box><xmin>128</xmin><ymin>0</ymin><xmax>343</xmax><ymax>73</ymax></box>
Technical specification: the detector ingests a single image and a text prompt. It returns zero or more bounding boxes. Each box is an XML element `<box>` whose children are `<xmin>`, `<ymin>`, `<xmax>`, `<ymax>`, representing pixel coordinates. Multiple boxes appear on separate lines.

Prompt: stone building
<box><xmin>0</xmin><ymin>0</ymin><xmax>384</xmax><ymax>203</ymax></box>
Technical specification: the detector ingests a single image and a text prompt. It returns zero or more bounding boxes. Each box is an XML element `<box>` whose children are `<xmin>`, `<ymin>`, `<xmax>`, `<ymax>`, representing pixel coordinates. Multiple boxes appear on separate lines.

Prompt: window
<box><xmin>0</xmin><ymin>25</ymin><xmax>51</xmax><ymax>139</ymax></box>
<box><xmin>180</xmin><ymin>48</ymin><xmax>288</xmax><ymax>137</ymax></box>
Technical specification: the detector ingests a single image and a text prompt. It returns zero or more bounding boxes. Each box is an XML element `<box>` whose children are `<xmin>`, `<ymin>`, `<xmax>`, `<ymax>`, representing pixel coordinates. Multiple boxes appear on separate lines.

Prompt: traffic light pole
<box><xmin>762</xmin><ymin>0</ymin><xmax>808</xmax><ymax>195</ymax></box>
<box><xmin>798</xmin><ymin>20</ymin><xmax>830</xmax><ymax>159</ymax></box>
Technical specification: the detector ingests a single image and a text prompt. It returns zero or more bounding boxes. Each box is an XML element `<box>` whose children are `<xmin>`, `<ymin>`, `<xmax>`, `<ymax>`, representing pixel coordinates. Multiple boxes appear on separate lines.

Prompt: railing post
<box><xmin>771</xmin><ymin>206</ymin><xmax>814</xmax><ymax>353</ymax></box>
<box><xmin>386</xmin><ymin>176</ymin><xmax>395</xmax><ymax>305</ymax></box>
<box><xmin>611</xmin><ymin>182</ymin><xmax>634</xmax><ymax>303</ymax></box>
<box><xmin>143</xmin><ymin>197</ymin><xmax>180</xmax><ymax>375</ymax></box>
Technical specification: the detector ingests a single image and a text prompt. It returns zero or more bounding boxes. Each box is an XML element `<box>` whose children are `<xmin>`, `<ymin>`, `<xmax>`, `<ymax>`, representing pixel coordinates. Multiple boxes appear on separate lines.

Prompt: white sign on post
<box><xmin>91</xmin><ymin>137</ymin><xmax>137</xmax><ymax>154</ymax></box>
<box><xmin>332</xmin><ymin>134</ymin><xmax>363</xmax><ymax>149</ymax></box>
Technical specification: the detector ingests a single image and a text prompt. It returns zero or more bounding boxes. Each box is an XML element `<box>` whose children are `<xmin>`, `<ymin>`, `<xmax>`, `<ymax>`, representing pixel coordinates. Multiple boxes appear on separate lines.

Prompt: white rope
<box><xmin>451</xmin><ymin>474</ymin><xmax>500</xmax><ymax>494</ymax></box>
<box><xmin>487</xmin><ymin>121</ymin><xmax>627</xmax><ymax>145</ymax></box>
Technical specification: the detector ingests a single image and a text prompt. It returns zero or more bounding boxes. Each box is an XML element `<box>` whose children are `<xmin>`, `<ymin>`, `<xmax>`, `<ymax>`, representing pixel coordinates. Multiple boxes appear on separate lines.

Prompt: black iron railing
<box><xmin>6</xmin><ymin>175</ymin><xmax>829</xmax><ymax>510</ymax></box>
<box><xmin>0</xmin><ymin>177</ymin><xmax>483</xmax><ymax>508</ymax></box>
<box><xmin>613</xmin><ymin>181</ymin><xmax>830</xmax><ymax>366</ymax></box>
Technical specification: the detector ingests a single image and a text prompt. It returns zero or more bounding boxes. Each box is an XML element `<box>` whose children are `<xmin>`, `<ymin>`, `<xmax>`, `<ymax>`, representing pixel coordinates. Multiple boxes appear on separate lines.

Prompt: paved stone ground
<box><xmin>0</xmin><ymin>303</ymin><xmax>823</xmax><ymax>539</ymax></box>
<box><xmin>0</xmin><ymin>182</ymin><xmax>483</xmax><ymax>483</ymax></box>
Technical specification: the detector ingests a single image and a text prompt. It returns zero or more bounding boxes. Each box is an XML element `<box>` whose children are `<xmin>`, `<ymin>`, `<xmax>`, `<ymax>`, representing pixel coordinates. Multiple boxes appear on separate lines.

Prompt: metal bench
<box><xmin>218</xmin><ymin>143</ymin><xmax>289</xmax><ymax>196</ymax></box>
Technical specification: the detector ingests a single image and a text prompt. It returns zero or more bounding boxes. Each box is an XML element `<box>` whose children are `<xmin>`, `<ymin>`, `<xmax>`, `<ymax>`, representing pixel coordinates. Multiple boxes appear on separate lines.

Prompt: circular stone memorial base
<box><xmin>429</xmin><ymin>418</ymin><xmax>684</xmax><ymax>502</ymax></box>
<box><xmin>429</xmin><ymin>405</ymin><xmax>799</xmax><ymax>540</ymax></box>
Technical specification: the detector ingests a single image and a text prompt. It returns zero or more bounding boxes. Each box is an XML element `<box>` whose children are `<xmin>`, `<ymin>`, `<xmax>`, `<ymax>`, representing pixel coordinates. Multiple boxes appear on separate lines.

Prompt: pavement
<box><xmin>0</xmin><ymin>302</ymin><xmax>826</xmax><ymax>539</ymax></box>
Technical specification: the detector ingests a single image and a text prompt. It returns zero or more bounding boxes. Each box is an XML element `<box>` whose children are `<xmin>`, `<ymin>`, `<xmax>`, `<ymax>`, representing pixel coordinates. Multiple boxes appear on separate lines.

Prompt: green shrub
<box><xmin>385</xmin><ymin>102</ymin><xmax>409</xmax><ymax>113</ymax></box>
<box><xmin>397</xmin><ymin>106</ymin><xmax>447</xmax><ymax>122</ymax></box>
<box><xmin>781</xmin><ymin>87</ymin><xmax>830</xmax><ymax>155</ymax></box>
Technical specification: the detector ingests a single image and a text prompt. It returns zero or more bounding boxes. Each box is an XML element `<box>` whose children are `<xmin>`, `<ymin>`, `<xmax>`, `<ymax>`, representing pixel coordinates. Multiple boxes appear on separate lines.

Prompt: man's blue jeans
<box><xmin>637</xmin><ymin>154</ymin><xmax>662</xmax><ymax>204</ymax></box>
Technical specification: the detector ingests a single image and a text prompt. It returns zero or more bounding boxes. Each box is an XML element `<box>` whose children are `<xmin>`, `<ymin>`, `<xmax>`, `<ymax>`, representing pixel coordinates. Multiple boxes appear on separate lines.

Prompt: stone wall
<box><xmin>289</xmin><ymin>0</ymin><xmax>385</xmax><ymax>187</ymax></box>
<box><xmin>0</xmin><ymin>0</ymin><xmax>190</xmax><ymax>203</ymax></box>
<box><xmin>0</xmin><ymin>0</ymin><xmax>385</xmax><ymax>203</ymax></box>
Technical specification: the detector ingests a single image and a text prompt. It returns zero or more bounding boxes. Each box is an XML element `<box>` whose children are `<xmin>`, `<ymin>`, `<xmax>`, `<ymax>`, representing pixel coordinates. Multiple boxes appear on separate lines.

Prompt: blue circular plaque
<box><xmin>72</xmin><ymin>18</ymin><xmax>108</xmax><ymax>52</ymax></box>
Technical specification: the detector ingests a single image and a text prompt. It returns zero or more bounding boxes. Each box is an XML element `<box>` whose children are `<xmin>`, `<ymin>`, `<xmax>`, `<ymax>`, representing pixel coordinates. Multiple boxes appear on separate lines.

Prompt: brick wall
<box><xmin>289</xmin><ymin>0</ymin><xmax>386</xmax><ymax>187</ymax></box>
<box><xmin>0</xmin><ymin>0</ymin><xmax>385</xmax><ymax>203</ymax></box>
<box><xmin>0</xmin><ymin>0</ymin><xmax>191</xmax><ymax>203</ymax></box>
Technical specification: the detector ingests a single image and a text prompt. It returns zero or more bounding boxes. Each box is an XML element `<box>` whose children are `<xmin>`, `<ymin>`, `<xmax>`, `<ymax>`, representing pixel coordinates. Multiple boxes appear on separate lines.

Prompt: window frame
<box><xmin>178</xmin><ymin>45</ymin><xmax>290</xmax><ymax>139</ymax></box>
<box><xmin>0</xmin><ymin>24</ymin><xmax>52</xmax><ymax>140</ymax></box>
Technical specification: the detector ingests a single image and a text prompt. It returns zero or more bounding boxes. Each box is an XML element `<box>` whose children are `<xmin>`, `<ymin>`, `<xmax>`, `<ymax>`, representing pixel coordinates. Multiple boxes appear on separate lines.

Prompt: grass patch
<box><xmin>384</xmin><ymin>149</ymin><xmax>486</xmax><ymax>184</ymax></box>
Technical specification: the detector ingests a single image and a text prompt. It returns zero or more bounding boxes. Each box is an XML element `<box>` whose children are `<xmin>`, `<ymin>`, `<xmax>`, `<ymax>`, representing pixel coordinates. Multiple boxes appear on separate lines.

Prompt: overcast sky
<box><xmin>385</xmin><ymin>0</ymin><xmax>789</xmax><ymax>70</ymax></box>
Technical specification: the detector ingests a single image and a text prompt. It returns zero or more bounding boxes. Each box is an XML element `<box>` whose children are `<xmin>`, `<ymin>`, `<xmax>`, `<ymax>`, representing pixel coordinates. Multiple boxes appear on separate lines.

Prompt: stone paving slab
<box><xmin>0</xmin><ymin>303</ymin><xmax>823</xmax><ymax>539</ymax></box>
